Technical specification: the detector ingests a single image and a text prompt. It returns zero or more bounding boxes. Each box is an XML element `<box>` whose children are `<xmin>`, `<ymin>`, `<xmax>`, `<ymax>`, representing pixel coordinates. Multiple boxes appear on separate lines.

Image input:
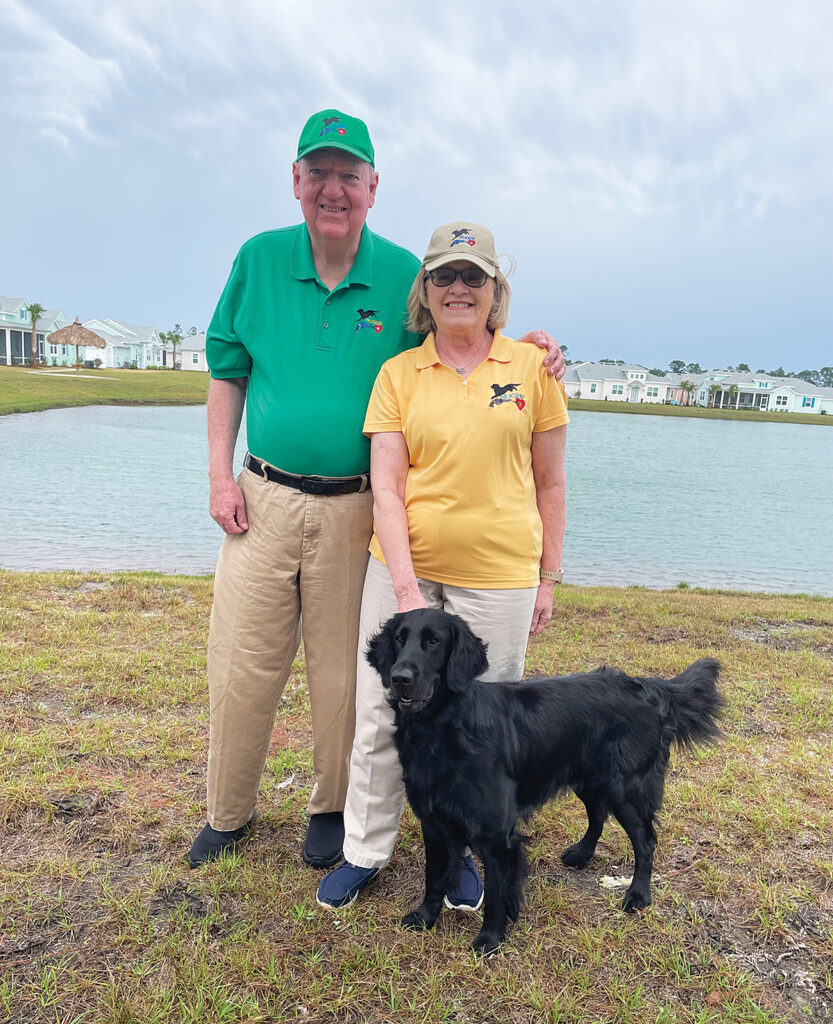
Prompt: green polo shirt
<box><xmin>207</xmin><ymin>223</ymin><xmax>421</xmax><ymax>476</ymax></box>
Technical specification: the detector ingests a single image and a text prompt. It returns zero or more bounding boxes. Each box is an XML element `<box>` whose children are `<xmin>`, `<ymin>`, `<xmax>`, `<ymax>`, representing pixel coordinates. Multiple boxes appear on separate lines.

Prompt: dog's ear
<box><xmin>366</xmin><ymin>617</ymin><xmax>398</xmax><ymax>689</ymax></box>
<box><xmin>445</xmin><ymin>615</ymin><xmax>489</xmax><ymax>692</ymax></box>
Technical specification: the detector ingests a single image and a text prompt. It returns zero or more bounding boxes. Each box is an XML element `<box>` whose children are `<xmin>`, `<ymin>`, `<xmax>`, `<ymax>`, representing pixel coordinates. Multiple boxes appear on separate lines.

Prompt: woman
<box><xmin>317</xmin><ymin>222</ymin><xmax>568</xmax><ymax>910</ymax></box>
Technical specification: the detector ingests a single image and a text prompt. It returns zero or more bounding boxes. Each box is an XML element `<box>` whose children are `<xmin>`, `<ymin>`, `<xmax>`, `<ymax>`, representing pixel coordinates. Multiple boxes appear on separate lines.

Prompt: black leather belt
<box><xmin>245</xmin><ymin>453</ymin><xmax>369</xmax><ymax>496</ymax></box>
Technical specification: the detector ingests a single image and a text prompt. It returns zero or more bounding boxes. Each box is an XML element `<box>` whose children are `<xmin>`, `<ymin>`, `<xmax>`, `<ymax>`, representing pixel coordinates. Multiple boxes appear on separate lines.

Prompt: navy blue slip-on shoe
<box><xmin>187</xmin><ymin>812</ymin><xmax>257</xmax><ymax>868</ymax></box>
<box><xmin>302</xmin><ymin>811</ymin><xmax>345</xmax><ymax>868</ymax></box>
<box><xmin>316</xmin><ymin>861</ymin><xmax>381</xmax><ymax>909</ymax></box>
<box><xmin>443</xmin><ymin>854</ymin><xmax>484</xmax><ymax>912</ymax></box>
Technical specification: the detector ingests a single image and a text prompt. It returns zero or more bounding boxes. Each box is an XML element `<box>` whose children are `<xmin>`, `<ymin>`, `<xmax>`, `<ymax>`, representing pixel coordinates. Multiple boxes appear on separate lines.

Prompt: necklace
<box><xmin>436</xmin><ymin>336</ymin><xmax>490</xmax><ymax>378</ymax></box>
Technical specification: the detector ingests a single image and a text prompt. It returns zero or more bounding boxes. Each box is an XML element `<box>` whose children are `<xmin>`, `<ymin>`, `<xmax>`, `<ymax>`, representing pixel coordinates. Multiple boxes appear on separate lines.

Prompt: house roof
<box><xmin>704</xmin><ymin>372</ymin><xmax>827</xmax><ymax>396</ymax></box>
<box><xmin>563</xmin><ymin>362</ymin><xmax>672</xmax><ymax>385</ymax></box>
<box><xmin>82</xmin><ymin>318</ymin><xmax>160</xmax><ymax>346</ymax></box>
<box><xmin>176</xmin><ymin>332</ymin><xmax>206</xmax><ymax>352</ymax></box>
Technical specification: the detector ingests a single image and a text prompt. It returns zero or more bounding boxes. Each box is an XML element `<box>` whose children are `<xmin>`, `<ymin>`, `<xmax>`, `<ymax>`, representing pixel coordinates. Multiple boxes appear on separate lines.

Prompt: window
<box><xmin>611</xmin><ymin>384</ymin><xmax>624</xmax><ymax>395</ymax></box>
<box><xmin>589</xmin><ymin>383</ymin><xmax>597</xmax><ymax>393</ymax></box>
<box><xmin>757</xmin><ymin>381</ymin><xmax>769</xmax><ymax>388</ymax></box>
<box><xmin>192</xmin><ymin>353</ymin><xmax>199</xmax><ymax>365</ymax></box>
<box><xmin>646</xmin><ymin>387</ymin><xmax>659</xmax><ymax>397</ymax></box>
<box><xmin>802</xmin><ymin>397</ymin><xmax>816</xmax><ymax>408</ymax></box>
<box><xmin>50</xmin><ymin>345</ymin><xmax>58</xmax><ymax>355</ymax></box>
<box><xmin>775</xmin><ymin>396</ymin><xmax>788</xmax><ymax>407</ymax></box>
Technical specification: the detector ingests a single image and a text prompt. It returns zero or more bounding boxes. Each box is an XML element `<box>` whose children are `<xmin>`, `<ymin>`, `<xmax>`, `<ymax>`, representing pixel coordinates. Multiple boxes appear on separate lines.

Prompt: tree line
<box><xmin>572</xmin><ymin>350</ymin><xmax>832</xmax><ymax>387</ymax></box>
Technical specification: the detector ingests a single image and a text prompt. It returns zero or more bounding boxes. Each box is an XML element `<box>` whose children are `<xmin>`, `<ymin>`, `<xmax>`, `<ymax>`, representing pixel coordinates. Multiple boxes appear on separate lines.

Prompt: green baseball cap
<box><xmin>296</xmin><ymin>109</ymin><xmax>375</xmax><ymax>167</ymax></box>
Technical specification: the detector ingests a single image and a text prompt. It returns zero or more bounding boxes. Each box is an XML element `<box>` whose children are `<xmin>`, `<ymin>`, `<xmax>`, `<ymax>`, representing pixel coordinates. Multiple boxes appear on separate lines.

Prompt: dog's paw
<box><xmin>622</xmin><ymin>888</ymin><xmax>651</xmax><ymax>913</ymax></box>
<box><xmin>402</xmin><ymin>907</ymin><xmax>437</xmax><ymax>931</ymax></box>
<box><xmin>472</xmin><ymin>929</ymin><xmax>504</xmax><ymax>956</ymax></box>
<box><xmin>561</xmin><ymin>841</ymin><xmax>594</xmax><ymax>868</ymax></box>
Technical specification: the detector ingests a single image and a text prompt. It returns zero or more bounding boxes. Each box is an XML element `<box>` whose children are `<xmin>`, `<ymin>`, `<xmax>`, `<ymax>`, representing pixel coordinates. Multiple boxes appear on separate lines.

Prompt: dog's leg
<box><xmin>609</xmin><ymin>797</ymin><xmax>656</xmax><ymax>913</ymax></box>
<box><xmin>402</xmin><ymin>824</ymin><xmax>450</xmax><ymax>932</ymax></box>
<box><xmin>562</xmin><ymin>788</ymin><xmax>608</xmax><ymax>868</ymax></box>
<box><xmin>472</xmin><ymin>838</ymin><xmax>526</xmax><ymax>955</ymax></box>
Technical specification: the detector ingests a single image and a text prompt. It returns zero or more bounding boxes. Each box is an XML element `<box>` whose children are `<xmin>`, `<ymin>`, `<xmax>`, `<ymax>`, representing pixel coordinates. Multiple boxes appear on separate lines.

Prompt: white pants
<box><xmin>343</xmin><ymin>556</ymin><xmax>538</xmax><ymax>870</ymax></box>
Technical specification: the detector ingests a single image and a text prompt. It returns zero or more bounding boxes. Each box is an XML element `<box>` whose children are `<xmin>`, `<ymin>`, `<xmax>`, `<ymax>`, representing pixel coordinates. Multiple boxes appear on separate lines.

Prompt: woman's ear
<box><xmin>445</xmin><ymin>615</ymin><xmax>489</xmax><ymax>692</ymax></box>
<box><xmin>366</xmin><ymin>618</ymin><xmax>399</xmax><ymax>689</ymax></box>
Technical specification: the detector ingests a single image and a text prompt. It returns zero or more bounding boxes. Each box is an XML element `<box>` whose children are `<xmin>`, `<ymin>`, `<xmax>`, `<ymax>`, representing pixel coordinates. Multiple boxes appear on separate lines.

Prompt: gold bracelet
<box><xmin>539</xmin><ymin>568</ymin><xmax>563</xmax><ymax>584</ymax></box>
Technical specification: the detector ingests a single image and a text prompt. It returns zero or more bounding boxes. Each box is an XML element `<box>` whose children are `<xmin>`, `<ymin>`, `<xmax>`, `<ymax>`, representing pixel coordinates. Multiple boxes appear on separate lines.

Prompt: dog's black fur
<box><xmin>367</xmin><ymin>608</ymin><xmax>724</xmax><ymax>954</ymax></box>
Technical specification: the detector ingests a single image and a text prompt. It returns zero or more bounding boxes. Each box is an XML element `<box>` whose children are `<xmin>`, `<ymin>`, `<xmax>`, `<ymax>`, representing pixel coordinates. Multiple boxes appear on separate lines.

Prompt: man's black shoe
<box><xmin>187</xmin><ymin>812</ymin><xmax>256</xmax><ymax>868</ymax></box>
<box><xmin>302</xmin><ymin>812</ymin><xmax>344</xmax><ymax>868</ymax></box>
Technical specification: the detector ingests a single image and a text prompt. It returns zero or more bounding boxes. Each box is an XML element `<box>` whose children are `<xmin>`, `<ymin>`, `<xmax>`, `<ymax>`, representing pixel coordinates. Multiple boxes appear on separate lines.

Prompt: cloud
<box><xmin>1</xmin><ymin>0</ymin><xmax>830</xmax><ymax>367</ymax></box>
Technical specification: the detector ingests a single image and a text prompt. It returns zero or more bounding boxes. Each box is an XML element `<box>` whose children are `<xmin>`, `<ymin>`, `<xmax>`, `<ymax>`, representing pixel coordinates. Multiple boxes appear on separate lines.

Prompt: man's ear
<box><xmin>445</xmin><ymin>615</ymin><xmax>489</xmax><ymax>692</ymax></box>
<box><xmin>366</xmin><ymin>616</ymin><xmax>399</xmax><ymax>689</ymax></box>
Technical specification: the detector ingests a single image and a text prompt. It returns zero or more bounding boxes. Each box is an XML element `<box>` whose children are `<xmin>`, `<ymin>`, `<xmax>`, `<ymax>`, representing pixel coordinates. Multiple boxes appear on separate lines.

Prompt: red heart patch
<box><xmin>515</xmin><ymin>398</ymin><xmax>526</xmax><ymax>410</ymax></box>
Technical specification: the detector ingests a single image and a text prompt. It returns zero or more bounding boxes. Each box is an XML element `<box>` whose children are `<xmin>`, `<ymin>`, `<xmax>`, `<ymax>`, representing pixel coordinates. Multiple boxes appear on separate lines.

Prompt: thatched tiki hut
<box><xmin>47</xmin><ymin>318</ymin><xmax>107</xmax><ymax>370</ymax></box>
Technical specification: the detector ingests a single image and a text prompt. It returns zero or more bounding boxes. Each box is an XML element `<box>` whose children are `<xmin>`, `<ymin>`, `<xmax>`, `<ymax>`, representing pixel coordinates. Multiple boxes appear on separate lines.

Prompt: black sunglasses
<box><xmin>426</xmin><ymin>266</ymin><xmax>490</xmax><ymax>288</ymax></box>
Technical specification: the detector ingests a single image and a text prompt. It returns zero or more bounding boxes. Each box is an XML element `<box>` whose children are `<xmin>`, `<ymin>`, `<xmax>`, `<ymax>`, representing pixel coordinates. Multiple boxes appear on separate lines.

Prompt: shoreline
<box><xmin>2</xmin><ymin>366</ymin><xmax>831</xmax><ymax>424</ymax></box>
<box><xmin>1</xmin><ymin>566</ymin><xmax>830</xmax><ymax>600</ymax></box>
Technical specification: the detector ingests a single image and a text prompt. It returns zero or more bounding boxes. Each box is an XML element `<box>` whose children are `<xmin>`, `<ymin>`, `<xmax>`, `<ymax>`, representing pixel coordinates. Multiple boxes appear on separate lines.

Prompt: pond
<box><xmin>0</xmin><ymin>405</ymin><xmax>831</xmax><ymax>595</ymax></box>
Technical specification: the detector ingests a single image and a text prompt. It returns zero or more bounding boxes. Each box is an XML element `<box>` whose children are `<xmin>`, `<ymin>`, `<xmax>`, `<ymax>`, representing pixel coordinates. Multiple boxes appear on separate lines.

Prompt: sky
<box><xmin>1</xmin><ymin>0</ymin><xmax>831</xmax><ymax>373</ymax></box>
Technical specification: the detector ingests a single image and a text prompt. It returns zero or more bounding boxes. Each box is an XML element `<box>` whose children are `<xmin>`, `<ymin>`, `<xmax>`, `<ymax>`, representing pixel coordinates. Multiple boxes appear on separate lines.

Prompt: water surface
<box><xmin>0</xmin><ymin>405</ymin><xmax>830</xmax><ymax>594</ymax></box>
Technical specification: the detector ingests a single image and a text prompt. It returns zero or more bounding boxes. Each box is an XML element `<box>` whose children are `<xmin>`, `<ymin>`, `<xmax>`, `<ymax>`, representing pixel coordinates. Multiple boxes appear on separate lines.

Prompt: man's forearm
<box><xmin>207</xmin><ymin>377</ymin><xmax>248</xmax><ymax>481</ymax></box>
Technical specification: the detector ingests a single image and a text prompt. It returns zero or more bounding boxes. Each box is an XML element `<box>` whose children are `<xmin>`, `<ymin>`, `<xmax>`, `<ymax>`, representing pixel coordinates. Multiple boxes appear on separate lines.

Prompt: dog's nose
<box><xmin>391</xmin><ymin>667</ymin><xmax>413</xmax><ymax>689</ymax></box>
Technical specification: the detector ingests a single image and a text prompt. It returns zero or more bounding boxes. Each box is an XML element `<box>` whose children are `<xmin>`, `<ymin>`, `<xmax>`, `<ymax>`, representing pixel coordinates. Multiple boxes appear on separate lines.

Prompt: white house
<box><xmin>0</xmin><ymin>296</ymin><xmax>69</xmax><ymax>364</ymax></box>
<box><xmin>81</xmin><ymin>318</ymin><xmax>164</xmax><ymax>368</ymax></box>
<box><xmin>163</xmin><ymin>332</ymin><xmax>208</xmax><ymax>371</ymax></box>
<box><xmin>562</xmin><ymin>362</ymin><xmax>678</xmax><ymax>403</ymax></box>
<box><xmin>695</xmin><ymin>372</ymin><xmax>832</xmax><ymax>414</ymax></box>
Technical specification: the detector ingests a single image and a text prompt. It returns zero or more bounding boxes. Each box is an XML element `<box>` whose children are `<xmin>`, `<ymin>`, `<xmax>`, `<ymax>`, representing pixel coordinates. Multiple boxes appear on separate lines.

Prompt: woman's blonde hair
<box><xmin>406</xmin><ymin>266</ymin><xmax>512</xmax><ymax>335</ymax></box>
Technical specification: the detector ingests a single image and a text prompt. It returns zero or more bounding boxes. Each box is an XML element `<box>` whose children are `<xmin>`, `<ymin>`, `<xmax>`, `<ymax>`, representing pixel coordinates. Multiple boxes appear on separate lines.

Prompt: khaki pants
<box><xmin>206</xmin><ymin>466</ymin><xmax>374</xmax><ymax>831</ymax></box>
<box><xmin>343</xmin><ymin>556</ymin><xmax>538</xmax><ymax>869</ymax></box>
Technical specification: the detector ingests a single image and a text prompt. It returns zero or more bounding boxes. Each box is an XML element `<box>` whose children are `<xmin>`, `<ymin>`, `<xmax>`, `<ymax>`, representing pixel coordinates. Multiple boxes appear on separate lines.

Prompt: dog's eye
<box><xmin>425</xmin><ymin>635</ymin><xmax>440</xmax><ymax>647</ymax></box>
<box><xmin>394</xmin><ymin>631</ymin><xmax>407</xmax><ymax>646</ymax></box>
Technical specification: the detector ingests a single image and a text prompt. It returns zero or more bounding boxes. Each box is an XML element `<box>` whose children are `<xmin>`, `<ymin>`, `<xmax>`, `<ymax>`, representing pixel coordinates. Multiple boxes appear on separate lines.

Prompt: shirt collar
<box><xmin>416</xmin><ymin>329</ymin><xmax>512</xmax><ymax>369</ymax></box>
<box><xmin>291</xmin><ymin>223</ymin><xmax>374</xmax><ymax>288</ymax></box>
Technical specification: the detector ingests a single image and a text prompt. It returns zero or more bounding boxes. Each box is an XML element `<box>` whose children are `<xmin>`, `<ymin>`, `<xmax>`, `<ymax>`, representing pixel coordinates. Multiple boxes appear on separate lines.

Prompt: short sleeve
<box><xmin>206</xmin><ymin>248</ymin><xmax>253</xmax><ymax>379</ymax></box>
<box><xmin>363</xmin><ymin>363</ymin><xmax>404</xmax><ymax>435</ymax></box>
<box><xmin>533</xmin><ymin>368</ymin><xmax>570</xmax><ymax>432</ymax></box>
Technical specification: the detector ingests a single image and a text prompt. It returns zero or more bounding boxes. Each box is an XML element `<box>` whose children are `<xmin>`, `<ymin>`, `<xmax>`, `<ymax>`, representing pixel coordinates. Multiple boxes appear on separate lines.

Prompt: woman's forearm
<box><xmin>373</xmin><ymin>489</ymin><xmax>422</xmax><ymax>605</ymax></box>
<box><xmin>369</xmin><ymin>431</ymin><xmax>425</xmax><ymax>610</ymax></box>
<box><xmin>532</xmin><ymin>426</ymin><xmax>568</xmax><ymax>573</ymax></box>
<box><xmin>536</xmin><ymin>479</ymin><xmax>566</xmax><ymax>572</ymax></box>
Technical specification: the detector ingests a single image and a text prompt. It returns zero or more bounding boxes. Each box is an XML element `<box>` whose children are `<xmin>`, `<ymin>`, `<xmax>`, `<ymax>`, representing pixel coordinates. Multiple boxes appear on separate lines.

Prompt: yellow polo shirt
<box><xmin>364</xmin><ymin>330</ymin><xmax>569</xmax><ymax>588</ymax></box>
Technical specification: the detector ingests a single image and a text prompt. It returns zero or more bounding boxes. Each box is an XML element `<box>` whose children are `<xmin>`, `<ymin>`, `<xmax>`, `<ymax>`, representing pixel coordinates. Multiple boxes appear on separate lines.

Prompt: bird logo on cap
<box><xmin>450</xmin><ymin>228</ymin><xmax>476</xmax><ymax>247</ymax></box>
<box><xmin>320</xmin><ymin>116</ymin><xmax>347</xmax><ymax>137</ymax></box>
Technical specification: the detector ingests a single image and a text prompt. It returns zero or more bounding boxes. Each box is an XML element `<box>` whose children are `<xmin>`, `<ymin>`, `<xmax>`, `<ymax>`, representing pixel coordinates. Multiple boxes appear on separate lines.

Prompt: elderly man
<box><xmin>188</xmin><ymin>109</ymin><xmax>564</xmax><ymax>870</ymax></box>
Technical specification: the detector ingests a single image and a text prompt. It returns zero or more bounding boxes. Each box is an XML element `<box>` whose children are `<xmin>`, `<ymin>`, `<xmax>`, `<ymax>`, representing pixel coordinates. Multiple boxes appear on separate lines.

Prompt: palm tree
<box><xmin>161</xmin><ymin>324</ymin><xmax>184</xmax><ymax>369</ymax></box>
<box><xmin>680</xmin><ymin>380</ymin><xmax>695</xmax><ymax>406</ymax></box>
<box><xmin>26</xmin><ymin>302</ymin><xmax>45</xmax><ymax>367</ymax></box>
<box><xmin>728</xmin><ymin>384</ymin><xmax>739</xmax><ymax>409</ymax></box>
<box><xmin>708</xmin><ymin>384</ymin><xmax>722</xmax><ymax>408</ymax></box>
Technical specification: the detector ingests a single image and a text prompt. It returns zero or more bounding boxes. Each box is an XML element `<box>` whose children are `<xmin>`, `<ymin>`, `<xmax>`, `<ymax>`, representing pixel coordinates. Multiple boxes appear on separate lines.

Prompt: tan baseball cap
<box><xmin>423</xmin><ymin>222</ymin><xmax>499</xmax><ymax>277</ymax></box>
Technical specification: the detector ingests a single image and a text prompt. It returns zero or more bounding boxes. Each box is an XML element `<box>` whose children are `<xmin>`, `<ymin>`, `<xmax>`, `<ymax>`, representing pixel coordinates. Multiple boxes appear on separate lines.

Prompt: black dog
<box><xmin>367</xmin><ymin>608</ymin><xmax>723</xmax><ymax>954</ymax></box>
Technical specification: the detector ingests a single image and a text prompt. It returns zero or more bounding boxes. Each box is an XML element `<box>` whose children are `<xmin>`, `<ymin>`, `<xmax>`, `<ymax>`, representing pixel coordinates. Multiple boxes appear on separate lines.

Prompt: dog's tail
<box><xmin>666</xmin><ymin>658</ymin><xmax>725</xmax><ymax>748</ymax></box>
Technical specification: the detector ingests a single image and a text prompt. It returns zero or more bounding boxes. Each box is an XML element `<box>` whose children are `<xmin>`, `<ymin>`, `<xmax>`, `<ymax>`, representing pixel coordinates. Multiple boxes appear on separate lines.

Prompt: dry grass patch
<box><xmin>1</xmin><ymin>570</ymin><xmax>831</xmax><ymax>1022</ymax></box>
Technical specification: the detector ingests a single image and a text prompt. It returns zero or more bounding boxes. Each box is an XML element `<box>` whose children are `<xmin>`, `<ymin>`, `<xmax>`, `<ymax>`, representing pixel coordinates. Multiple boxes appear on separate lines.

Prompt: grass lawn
<box><xmin>1</xmin><ymin>571</ymin><xmax>831</xmax><ymax>1023</ymax></box>
<box><xmin>0</xmin><ymin>366</ymin><xmax>209</xmax><ymax>415</ymax></box>
<box><xmin>567</xmin><ymin>397</ymin><xmax>833</xmax><ymax>426</ymax></box>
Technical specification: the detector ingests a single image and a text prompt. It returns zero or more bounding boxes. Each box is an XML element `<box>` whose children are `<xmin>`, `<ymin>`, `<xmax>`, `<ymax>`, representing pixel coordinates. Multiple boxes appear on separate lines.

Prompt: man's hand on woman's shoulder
<box><xmin>516</xmin><ymin>330</ymin><xmax>566</xmax><ymax>380</ymax></box>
